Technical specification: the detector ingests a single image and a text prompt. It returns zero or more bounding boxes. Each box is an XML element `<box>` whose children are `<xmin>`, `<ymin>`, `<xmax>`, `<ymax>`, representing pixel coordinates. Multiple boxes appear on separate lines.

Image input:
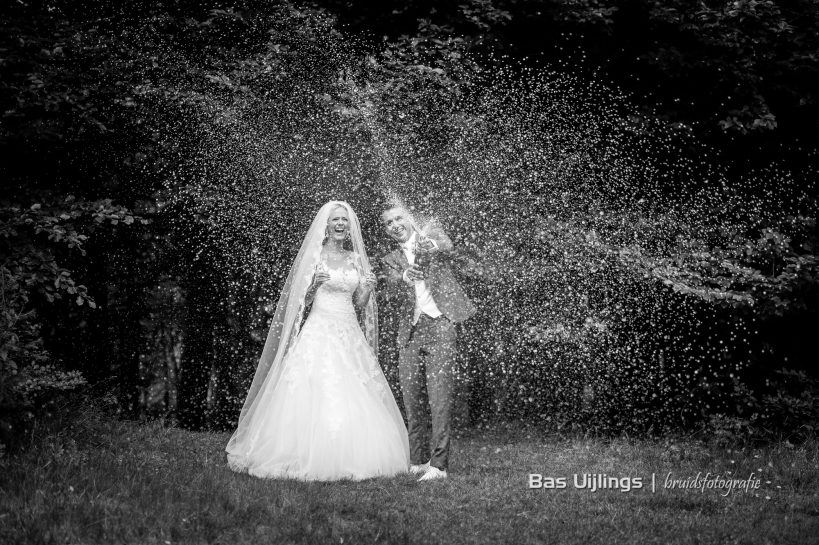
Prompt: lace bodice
<box><xmin>312</xmin><ymin>259</ymin><xmax>359</xmax><ymax>318</ymax></box>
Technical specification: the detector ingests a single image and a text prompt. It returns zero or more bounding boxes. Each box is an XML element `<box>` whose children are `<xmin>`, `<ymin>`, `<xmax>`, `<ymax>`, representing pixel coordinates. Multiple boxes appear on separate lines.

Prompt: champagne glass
<box><xmin>314</xmin><ymin>259</ymin><xmax>328</xmax><ymax>280</ymax></box>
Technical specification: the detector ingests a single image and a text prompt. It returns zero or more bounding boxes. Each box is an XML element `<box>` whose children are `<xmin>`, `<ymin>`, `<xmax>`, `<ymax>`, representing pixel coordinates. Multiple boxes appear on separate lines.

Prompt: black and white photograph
<box><xmin>1</xmin><ymin>1</ymin><xmax>817</xmax><ymax>543</ymax></box>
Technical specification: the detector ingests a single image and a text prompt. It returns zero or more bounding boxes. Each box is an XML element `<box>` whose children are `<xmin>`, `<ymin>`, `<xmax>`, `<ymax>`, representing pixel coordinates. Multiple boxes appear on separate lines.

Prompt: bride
<box><xmin>226</xmin><ymin>201</ymin><xmax>410</xmax><ymax>480</ymax></box>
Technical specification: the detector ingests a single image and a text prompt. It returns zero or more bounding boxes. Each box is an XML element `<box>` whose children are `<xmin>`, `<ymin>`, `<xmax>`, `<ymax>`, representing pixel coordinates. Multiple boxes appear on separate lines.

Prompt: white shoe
<box><xmin>418</xmin><ymin>466</ymin><xmax>447</xmax><ymax>481</ymax></box>
<box><xmin>409</xmin><ymin>462</ymin><xmax>430</xmax><ymax>475</ymax></box>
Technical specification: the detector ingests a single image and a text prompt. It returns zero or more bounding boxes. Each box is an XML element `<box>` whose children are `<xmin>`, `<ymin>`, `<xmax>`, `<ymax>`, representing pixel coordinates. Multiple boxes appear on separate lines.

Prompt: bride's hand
<box><xmin>362</xmin><ymin>272</ymin><xmax>377</xmax><ymax>290</ymax></box>
<box><xmin>311</xmin><ymin>270</ymin><xmax>330</xmax><ymax>288</ymax></box>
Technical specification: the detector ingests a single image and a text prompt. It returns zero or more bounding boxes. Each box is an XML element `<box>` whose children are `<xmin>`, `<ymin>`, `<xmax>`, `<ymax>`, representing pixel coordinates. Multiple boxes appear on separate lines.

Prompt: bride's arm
<box><xmin>354</xmin><ymin>270</ymin><xmax>377</xmax><ymax>309</ymax></box>
<box><xmin>305</xmin><ymin>270</ymin><xmax>329</xmax><ymax>306</ymax></box>
<box><xmin>304</xmin><ymin>283</ymin><xmax>318</xmax><ymax>307</ymax></box>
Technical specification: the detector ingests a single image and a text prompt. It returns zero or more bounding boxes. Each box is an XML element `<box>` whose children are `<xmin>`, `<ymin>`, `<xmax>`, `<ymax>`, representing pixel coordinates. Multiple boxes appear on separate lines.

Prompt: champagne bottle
<box><xmin>415</xmin><ymin>236</ymin><xmax>432</xmax><ymax>274</ymax></box>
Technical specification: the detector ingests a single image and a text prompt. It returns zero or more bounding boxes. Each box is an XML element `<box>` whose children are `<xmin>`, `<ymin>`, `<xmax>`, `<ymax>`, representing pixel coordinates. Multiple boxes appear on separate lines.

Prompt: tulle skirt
<box><xmin>227</xmin><ymin>306</ymin><xmax>410</xmax><ymax>481</ymax></box>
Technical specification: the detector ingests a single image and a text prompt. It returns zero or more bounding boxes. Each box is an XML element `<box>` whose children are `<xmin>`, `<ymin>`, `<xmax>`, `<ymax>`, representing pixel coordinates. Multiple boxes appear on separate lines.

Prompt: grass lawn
<box><xmin>1</xmin><ymin>413</ymin><xmax>817</xmax><ymax>544</ymax></box>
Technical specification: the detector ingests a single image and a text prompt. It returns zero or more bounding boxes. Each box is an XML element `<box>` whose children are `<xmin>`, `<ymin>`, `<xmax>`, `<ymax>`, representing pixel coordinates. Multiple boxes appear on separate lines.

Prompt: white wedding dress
<box><xmin>227</xmin><ymin>258</ymin><xmax>410</xmax><ymax>481</ymax></box>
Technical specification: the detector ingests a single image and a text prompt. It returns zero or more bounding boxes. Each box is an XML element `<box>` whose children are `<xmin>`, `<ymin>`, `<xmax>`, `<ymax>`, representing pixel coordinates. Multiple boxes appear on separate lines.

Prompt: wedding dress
<box><xmin>226</xmin><ymin>201</ymin><xmax>409</xmax><ymax>481</ymax></box>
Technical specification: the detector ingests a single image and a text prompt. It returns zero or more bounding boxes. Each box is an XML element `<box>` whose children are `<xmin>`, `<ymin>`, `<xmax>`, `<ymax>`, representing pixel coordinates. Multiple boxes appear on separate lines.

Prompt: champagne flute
<box><xmin>313</xmin><ymin>259</ymin><xmax>328</xmax><ymax>285</ymax></box>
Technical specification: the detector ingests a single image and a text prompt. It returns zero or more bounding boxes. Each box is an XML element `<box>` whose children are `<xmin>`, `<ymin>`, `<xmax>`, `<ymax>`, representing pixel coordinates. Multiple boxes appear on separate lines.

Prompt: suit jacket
<box><xmin>380</xmin><ymin>226</ymin><xmax>476</xmax><ymax>347</ymax></box>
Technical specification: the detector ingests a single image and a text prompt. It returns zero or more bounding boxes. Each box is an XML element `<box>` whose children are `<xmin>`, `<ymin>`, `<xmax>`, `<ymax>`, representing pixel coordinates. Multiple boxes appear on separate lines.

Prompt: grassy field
<box><xmin>1</xmin><ymin>412</ymin><xmax>817</xmax><ymax>544</ymax></box>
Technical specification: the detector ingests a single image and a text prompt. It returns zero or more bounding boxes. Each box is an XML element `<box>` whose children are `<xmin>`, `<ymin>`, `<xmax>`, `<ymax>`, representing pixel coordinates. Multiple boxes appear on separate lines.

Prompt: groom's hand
<box><xmin>417</xmin><ymin>238</ymin><xmax>437</xmax><ymax>253</ymax></box>
<box><xmin>404</xmin><ymin>264</ymin><xmax>425</xmax><ymax>282</ymax></box>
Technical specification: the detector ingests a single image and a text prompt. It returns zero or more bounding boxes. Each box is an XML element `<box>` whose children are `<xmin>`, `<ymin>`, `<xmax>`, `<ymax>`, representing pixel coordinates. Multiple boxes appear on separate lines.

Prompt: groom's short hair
<box><xmin>380</xmin><ymin>203</ymin><xmax>411</xmax><ymax>221</ymax></box>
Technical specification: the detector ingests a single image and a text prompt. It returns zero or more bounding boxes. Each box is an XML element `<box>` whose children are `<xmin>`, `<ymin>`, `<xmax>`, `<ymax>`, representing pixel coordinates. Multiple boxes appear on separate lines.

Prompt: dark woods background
<box><xmin>2</xmin><ymin>0</ymin><xmax>818</xmax><ymax>449</ymax></box>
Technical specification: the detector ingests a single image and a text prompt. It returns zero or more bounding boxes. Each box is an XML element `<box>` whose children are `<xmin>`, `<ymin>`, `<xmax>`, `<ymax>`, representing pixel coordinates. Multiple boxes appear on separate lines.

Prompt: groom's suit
<box><xmin>380</xmin><ymin>227</ymin><xmax>476</xmax><ymax>470</ymax></box>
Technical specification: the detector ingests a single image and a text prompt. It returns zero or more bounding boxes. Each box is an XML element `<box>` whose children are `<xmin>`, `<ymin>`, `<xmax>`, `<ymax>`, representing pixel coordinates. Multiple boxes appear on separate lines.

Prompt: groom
<box><xmin>379</xmin><ymin>205</ymin><xmax>476</xmax><ymax>481</ymax></box>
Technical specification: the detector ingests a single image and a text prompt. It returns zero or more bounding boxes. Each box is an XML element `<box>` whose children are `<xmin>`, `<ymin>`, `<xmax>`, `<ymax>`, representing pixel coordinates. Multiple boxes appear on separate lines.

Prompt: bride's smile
<box><xmin>327</xmin><ymin>207</ymin><xmax>350</xmax><ymax>242</ymax></box>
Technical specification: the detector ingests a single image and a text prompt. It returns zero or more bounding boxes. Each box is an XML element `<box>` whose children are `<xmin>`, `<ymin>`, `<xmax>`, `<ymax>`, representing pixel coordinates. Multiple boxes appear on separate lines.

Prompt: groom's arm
<box><xmin>421</xmin><ymin>225</ymin><xmax>456</xmax><ymax>259</ymax></box>
<box><xmin>380</xmin><ymin>253</ymin><xmax>407</xmax><ymax>287</ymax></box>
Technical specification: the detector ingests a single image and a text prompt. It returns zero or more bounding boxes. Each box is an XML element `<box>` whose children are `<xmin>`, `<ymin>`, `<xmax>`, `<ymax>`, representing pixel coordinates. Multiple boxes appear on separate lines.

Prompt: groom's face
<box><xmin>381</xmin><ymin>207</ymin><xmax>414</xmax><ymax>244</ymax></box>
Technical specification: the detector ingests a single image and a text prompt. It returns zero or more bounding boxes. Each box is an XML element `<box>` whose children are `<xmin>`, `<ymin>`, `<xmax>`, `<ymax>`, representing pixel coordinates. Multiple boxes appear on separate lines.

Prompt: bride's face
<box><xmin>381</xmin><ymin>207</ymin><xmax>414</xmax><ymax>243</ymax></box>
<box><xmin>326</xmin><ymin>205</ymin><xmax>350</xmax><ymax>243</ymax></box>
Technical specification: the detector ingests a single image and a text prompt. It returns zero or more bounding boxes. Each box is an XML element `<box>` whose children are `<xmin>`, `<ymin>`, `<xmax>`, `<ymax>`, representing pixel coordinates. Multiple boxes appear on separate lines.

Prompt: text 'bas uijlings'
<box><xmin>528</xmin><ymin>474</ymin><xmax>644</xmax><ymax>492</ymax></box>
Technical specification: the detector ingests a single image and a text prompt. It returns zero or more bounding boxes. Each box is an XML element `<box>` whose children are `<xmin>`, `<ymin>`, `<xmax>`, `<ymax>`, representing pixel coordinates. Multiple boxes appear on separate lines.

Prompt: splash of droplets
<box><xmin>124</xmin><ymin>9</ymin><xmax>815</xmax><ymax>433</ymax></box>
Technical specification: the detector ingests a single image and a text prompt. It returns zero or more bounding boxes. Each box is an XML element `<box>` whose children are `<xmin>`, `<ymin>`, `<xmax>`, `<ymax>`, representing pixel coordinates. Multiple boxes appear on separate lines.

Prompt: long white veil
<box><xmin>225</xmin><ymin>201</ymin><xmax>378</xmax><ymax>466</ymax></box>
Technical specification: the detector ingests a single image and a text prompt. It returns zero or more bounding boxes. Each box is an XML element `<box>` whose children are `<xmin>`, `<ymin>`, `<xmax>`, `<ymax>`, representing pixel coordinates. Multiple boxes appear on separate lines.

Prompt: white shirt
<box><xmin>401</xmin><ymin>231</ymin><xmax>442</xmax><ymax>324</ymax></box>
